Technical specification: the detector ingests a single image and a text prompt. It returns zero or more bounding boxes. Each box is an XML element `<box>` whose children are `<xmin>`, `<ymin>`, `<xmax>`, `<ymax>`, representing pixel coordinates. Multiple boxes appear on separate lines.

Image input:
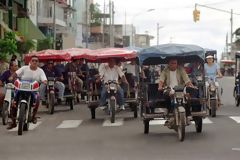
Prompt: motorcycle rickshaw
<box><xmin>204</xmin><ymin>49</ymin><xmax>221</xmax><ymax>117</ymax></box>
<box><xmin>84</xmin><ymin>48</ymin><xmax>139</xmax><ymax>123</ymax></box>
<box><xmin>234</xmin><ymin>51</ymin><xmax>240</xmax><ymax>106</ymax></box>
<box><xmin>24</xmin><ymin>49</ymin><xmax>75</xmax><ymax>115</ymax></box>
<box><xmin>65</xmin><ymin>48</ymin><xmax>92</xmax><ymax>103</ymax></box>
<box><xmin>138</xmin><ymin>44</ymin><xmax>207</xmax><ymax>141</ymax></box>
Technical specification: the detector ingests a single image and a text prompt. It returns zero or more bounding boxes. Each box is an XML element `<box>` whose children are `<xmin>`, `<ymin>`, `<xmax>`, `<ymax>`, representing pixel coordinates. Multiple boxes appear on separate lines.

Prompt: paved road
<box><xmin>1</xmin><ymin>77</ymin><xmax>240</xmax><ymax>160</ymax></box>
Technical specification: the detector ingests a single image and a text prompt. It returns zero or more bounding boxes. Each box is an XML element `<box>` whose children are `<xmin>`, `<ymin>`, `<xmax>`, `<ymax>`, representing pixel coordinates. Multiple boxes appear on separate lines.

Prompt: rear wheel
<box><xmin>18</xmin><ymin>103</ymin><xmax>26</xmax><ymax>136</ymax></box>
<box><xmin>194</xmin><ymin>117</ymin><xmax>203</xmax><ymax>133</ymax></box>
<box><xmin>210</xmin><ymin>100</ymin><xmax>216</xmax><ymax>117</ymax></box>
<box><xmin>69</xmin><ymin>98</ymin><xmax>74</xmax><ymax>110</ymax></box>
<box><xmin>144</xmin><ymin>120</ymin><xmax>149</xmax><ymax>134</ymax></box>
<box><xmin>177</xmin><ymin>112</ymin><xmax>186</xmax><ymax>142</ymax></box>
<box><xmin>110</xmin><ymin>98</ymin><xmax>115</xmax><ymax>123</ymax></box>
<box><xmin>48</xmin><ymin>93</ymin><xmax>55</xmax><ymax>114</ymax></box>
<box><xmin>2</xmin><ymin>101</ymin><xmax>9</xmax><ymax>125</ymax></box>
<box><xmin>91</xmin><ymin>108</ymin><xmax>96</xmax><ymax>119</ymax></box>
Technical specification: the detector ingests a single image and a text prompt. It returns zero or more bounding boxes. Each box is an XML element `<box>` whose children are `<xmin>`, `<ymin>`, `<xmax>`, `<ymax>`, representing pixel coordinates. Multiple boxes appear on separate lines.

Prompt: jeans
<box><xmin>100</xmin><ymin>85</ymin><xmax>124</xmax><ymax>106</ymax></box>
<box><xmin>40</xmin><ymin>81</ymin><xmax>65</xmax><ymax>101</ymax></box>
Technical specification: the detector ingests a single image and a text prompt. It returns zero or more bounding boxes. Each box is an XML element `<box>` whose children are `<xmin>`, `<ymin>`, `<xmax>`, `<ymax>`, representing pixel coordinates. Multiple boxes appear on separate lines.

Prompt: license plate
<box><xmin>48</xmin><ymin>81</ymin><xmax>55</xmax><ymax>86</ymax></box>
<box><xmin>20</xmin><ymin>83</ymin><xmax>31</xmax><ymax>90</ymax></box>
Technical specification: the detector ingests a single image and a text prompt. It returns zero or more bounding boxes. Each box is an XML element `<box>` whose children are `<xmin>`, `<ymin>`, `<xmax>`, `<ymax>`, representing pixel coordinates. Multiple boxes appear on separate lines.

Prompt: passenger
<box><xmin>124</xmin><ymin>60</ymin><xmax>137</xmax><ymax>88</ymax></box>
<box><xmin>7</xmin><ymin>56</ymin><xmax>47</xmax><ymax>129</ymax></box>
<box><xmin>99</xmin><ymin>58</ymin><xmax>129</xmax><ymax>110</ymax></box>
<box><xmin>55</xmin><ymin>61</ymin><xmax>65</xmax><ymax>75</ymax></box>
<box><xmin>40</xmin><ymin>61</ymin><xmax>65</xmax><ymax>103</ymax></box>
<box><xmin>0</xmin><ymin>61</ymin><xmax>18</xmax><ymax>112</ymax></box>
<box><xmin>64</xmin><ymin>59</ymin><xmax>84</xmax><ymax>94</ymax></box>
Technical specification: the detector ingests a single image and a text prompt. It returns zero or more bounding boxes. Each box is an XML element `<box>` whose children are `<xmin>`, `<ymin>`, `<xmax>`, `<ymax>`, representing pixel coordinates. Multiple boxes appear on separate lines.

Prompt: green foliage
<box><xmin>90</xmin><ymin>3</ymin><xmax>102</xmax><ymax>27</ymax></box>
<box><xmin>17</xmin><ymin>39</ymin><xmax>36</xmax><ymax>55</ymax></box>
<box><xmin>37</xmin><ymin>38</ymin><xmax>53</xmax><ymax>51</ymax></box>
<box><xmin>0</xmin><ymin>32</ymin><xmax>17</xmax><ymax>60</ymax></box>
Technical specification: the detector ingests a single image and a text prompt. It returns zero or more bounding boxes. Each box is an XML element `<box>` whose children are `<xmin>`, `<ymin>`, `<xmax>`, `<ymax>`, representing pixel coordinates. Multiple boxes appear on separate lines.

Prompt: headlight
<box><xmin>109</xmin><ymin>83</ymin><xmax>117</xmax><ymax>90</ymax></box>
<box><xmin>197</xmin><ymin>76</ymin><xmax>203</xmax><ymax>81</ymax></box>
<box><xmin>209</xmin><ymin>85</ymin><xmax>216</xmax><ymax>92</ymax></box>
<box><xmin>48</xmin><ymin>81</ymin><xmax>55</xmax><ymax>86</ymax></box>
<box><xmin>175</xmin><ymin>92</ymin><xmax>184</xmax><ymax>98</ymax></box>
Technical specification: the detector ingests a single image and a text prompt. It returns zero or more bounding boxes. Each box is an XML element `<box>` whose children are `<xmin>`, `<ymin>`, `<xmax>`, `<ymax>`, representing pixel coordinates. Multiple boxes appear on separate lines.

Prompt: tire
<box><xmin>194</xmin><ymin>117</ymin><xmax>203</xmax><ymax>133</ymax></box>
<box><xmin>48</xmin><ymin>93</ymin><xmax>55</xmax><ymax>114</ymax></box>
<box><xmin>18</xmin><ymin>103</ymin><xmax>26</xmax><ymax>136</ymax></box>
<box><xmin>70</xmin><ymin>98</ymin><xmax>74</xmax><ymax>110</ymax></box>
<box><xmin>110</xmin><ymin>98</ymin><xmax>115</xmax><ymax>123</ymax></box>
<box><xmin>2</xmin><ymin>101</ymin><xmax>9</xmax><ymax>125</ymax></box>
<box><xmin>134</xmin><ymin>106</ymin><xmax>138</xmax><ymax>118</ymax></box>
<box><xmin>144</xmin><ymin>120</ymin><xmax>149</xmax><ymax>134</ymax></box>
<box><xmin>177</xmin><ymin>112</ymin><xmax>186</xmax><ymax>142</ymax></box>
<box><xmin>210</xmin><ymin>100</ymin><xmax>216</xmax><ymax>117</ymax></box>
<box><xmin>237</xmin><ymin>96</ymin><xmax>240</xmax><ymax>107</ymax></box>
<box><xmin>91</xmin><ymin>108</ymin><xmax>96</xmax><ymax>119</ymax></box>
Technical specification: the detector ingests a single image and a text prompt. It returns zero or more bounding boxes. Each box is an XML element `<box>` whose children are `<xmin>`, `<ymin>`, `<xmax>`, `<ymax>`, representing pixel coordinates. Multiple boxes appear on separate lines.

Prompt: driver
<box><xmin>40</xmin><ymin>61</ymin><xmax>65</xmax><ymax>103</ymax></box>
<box><xmin>158</xmin><ymin>58</ymin><xmax>194</xmax><ymax>125</ymax></box>
<box><xmin>99</xmin><ymin>58</ymin><xmax>128</xmax><ymax>110</ymax></box>
<box><xmin>158</xmin><ymin>58</ymin><xmax>193</xmax><ymax>90</ymax></box>
<box><xmin>7</xmin><ymin>56</ymin><xmax>47</xmax><ymax>129</ymax></box>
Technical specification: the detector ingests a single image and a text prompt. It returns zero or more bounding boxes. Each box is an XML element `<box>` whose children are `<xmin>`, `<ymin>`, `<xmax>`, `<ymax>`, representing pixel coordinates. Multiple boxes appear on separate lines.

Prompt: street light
<box><xmin>157</xmin><ymin>23</ymin><xmax>164</xmax><ymax>46</ymax></box>
<box><xmin>131</xmin><ymin>8</ymin><xmax>155</xmax><ymax>46</ymax></box>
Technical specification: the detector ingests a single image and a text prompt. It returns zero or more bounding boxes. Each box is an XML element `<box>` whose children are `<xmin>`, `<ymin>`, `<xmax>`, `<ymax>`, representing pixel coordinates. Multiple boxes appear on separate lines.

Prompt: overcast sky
<box><xmin>94</xmin><ymin>0</ymin><xmax>240</xmax><ymax>58</ymax></box>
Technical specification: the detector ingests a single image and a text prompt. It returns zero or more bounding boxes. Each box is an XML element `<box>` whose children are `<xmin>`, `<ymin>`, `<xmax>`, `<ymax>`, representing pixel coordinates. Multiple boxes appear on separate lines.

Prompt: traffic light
<box><xmin>193</xmin><ymin>9</ymin><xmax>200</xmax><ymax>22</ymax></box>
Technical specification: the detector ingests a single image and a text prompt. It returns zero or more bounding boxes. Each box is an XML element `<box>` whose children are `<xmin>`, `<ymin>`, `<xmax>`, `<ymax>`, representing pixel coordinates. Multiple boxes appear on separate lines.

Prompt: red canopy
<box><xmin>24</xmin><ymin>49</ymin><xmax>71</xmax><ymax>64</ymax></box>
<box><xmin>64</xmin><ymin>48</ymin><xmax>92</xmax><ymax>60</ymax></box>
<box><xmin>84</xmin><ymin>48</ymin><xmax>137</xmax><ymax>62</ymax></box>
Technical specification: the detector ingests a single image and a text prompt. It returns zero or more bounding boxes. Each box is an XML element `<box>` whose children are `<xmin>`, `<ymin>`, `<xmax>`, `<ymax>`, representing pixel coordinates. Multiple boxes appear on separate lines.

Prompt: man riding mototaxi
<box><xmin>99</xmin><ymin>58</ymin><xmax>129</xmax><ymax>110</ymax></box>
<box><xmin>7</xmin><ymin>56</ymin><xmax>47</xmax><ymax>129</ymax></box>
<box><xmin>40</xmin><ymin>61</ymin><xmax>65</xmax><ymax>103</ymax></box>
<box><xmin>158</xmin><ymin>58</ymin><xmax>194</xmax><ymax>114</ymax></box>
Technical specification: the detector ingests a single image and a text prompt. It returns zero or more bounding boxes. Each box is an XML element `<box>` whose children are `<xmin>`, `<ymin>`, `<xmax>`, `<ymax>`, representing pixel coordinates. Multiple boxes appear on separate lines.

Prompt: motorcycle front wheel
<box><xmin>18</xmin><ymin>103</ymin><xmax>27</xmax><ymax>136</ymax></box>
<box><xmin>2</xmin><ymin>101</ymin><xmax>9</xmax><ymax>125</ymax></box>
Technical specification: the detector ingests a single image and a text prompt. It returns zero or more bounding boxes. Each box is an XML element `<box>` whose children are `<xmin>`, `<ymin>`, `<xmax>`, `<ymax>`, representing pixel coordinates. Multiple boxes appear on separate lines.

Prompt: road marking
<box><xmin>232</xmin><ymin>148</ymin><xmax>240</xmax><ymax>151</ymax></box>
<box><xmin>150</xmin><ymin>119</ymin><xmax>166</xmax><ymax>125</ymax></box>
<box><xmin>229</xmin><ymin>116</ymin><xmax>240</xmax><ymax>123</ymax></box>
<box><xmin>102</xmin><ymin>118</ymin><xmax>124</xmax><ymax>127</ymax></box>
<box><xmin>57</xmin><ymin>120</ymin><xmax>83</xmax><ymax>129</ymax></box>
<box><xmin>8</xmin><ymin>122</ymin><xmax>42</xmax><ymax>132</ymax></box>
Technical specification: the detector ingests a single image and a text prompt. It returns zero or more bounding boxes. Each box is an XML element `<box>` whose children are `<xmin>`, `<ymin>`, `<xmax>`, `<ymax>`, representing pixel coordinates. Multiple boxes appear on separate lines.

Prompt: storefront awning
<box><xmin>17</xmin><ymin>18</ymin><xmax>46</xmax><ymax>40</ymax></box>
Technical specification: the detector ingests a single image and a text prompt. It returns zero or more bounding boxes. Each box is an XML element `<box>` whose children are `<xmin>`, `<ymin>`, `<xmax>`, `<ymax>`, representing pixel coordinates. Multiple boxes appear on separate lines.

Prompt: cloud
<box><xmin>94</xmin><ymin>0</ymin><xmax>240</xmax><ymax>58</ymax></box>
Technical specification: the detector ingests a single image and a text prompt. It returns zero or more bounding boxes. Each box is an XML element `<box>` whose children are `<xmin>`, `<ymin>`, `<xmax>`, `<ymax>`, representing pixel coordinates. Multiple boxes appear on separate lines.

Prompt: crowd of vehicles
<box><xmin>0</xmin><ymin>44</ymin><xmax>227</xmax><ymax>141</ymax></box>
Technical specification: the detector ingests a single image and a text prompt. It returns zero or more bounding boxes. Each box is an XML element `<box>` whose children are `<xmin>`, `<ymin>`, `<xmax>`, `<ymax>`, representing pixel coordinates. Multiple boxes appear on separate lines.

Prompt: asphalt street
<box><xmin>1</xmin><ymin>77</ymin><xmax>240</xmax><ymax>160</ymax></box>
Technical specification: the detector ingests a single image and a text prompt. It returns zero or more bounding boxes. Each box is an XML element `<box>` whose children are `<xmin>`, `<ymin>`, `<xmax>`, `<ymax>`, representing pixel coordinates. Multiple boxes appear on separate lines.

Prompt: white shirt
<box><xmin>16</xmin><ymin>66</ymin><xmax>47</xmax><ymax>82</ymax></box>
<box><xmin>99</xmin><ymin>65</ymin><xmax>124</xmax><ymax>83</ymax></box>
<box><xmin>169</xmin><ymin>70</ymin><xmax>178</xmax><ymax>88</ymax></box>
<box><xmin>124</xmin><ymin>64</ymin><xmax>136</xmax><ymax>76</ymax></box>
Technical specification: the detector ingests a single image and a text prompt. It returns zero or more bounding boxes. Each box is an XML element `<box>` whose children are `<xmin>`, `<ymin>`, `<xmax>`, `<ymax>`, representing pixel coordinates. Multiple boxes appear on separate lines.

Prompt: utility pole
<box><xmin>85</xmin><ymin>0</ymin><xmax>89</xmax><ymax>48</ymax></box>
<box><xmin>102</xmin><ymin>0</ymin><xmax>106</xmax><ymax>47</ymax></box>
<box><xmin>124</xmin><ymin>10</ymin><xmax>127</xmax><ymax>36</ymax></box>
<box><xmin>8</xmin><ymin>0</ymin><xmax>13</xmax><ymax>29</ymax></box>
<box><xmin>157</xmin><ymin>23</ymin><xmax>159</xmax><ymax>46</ymax></box>
<box><xmin>230</xmin><ymin>9</ymin><xmax>233</xmax><ymax>55</ymax></box>
<box><xmin>110</xmin><ymin>1</ymin><xmax>114</xmax><ymax>47</ymax></box>
<box><xmin>53</xmin><ymin>0</ymin><xmax>56</xmax><ymax>49</ymax></box>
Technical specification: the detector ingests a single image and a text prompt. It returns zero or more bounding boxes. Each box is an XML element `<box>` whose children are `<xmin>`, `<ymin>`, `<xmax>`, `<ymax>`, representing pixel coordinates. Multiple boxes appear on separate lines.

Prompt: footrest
<box><xmin>191</xmin><ymin>111</ymin><xmax>207</xmax><ymax>117</ymax></box>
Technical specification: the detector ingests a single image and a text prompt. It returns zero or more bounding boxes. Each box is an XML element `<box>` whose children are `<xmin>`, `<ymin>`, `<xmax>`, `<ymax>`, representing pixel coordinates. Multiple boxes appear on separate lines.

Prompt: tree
<box><xmin>0</xmin><ymin>32</ymin><xmax>17</xmax><ymax>61</ymax></box>
<box><xmin>37</xmin><ymin>38</ymin><xmax>53</xmax><ymax>51</ymax></box>
<box><xmin>17</xmin><ymin>39</ymin><xmax>36</xmax><ymax>55</ymax></box>
<box><xmin>90</xmin><ymin>3</ymin><xmax>102</xmax><ymax>27</ymax></box>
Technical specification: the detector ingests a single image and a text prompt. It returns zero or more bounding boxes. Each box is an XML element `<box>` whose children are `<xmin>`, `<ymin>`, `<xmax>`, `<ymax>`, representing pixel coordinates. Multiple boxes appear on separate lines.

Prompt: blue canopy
<box><xmin>138</xmin><ymin>43</ymin><xmax>205</xmax><ymax>65</ymax></box>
